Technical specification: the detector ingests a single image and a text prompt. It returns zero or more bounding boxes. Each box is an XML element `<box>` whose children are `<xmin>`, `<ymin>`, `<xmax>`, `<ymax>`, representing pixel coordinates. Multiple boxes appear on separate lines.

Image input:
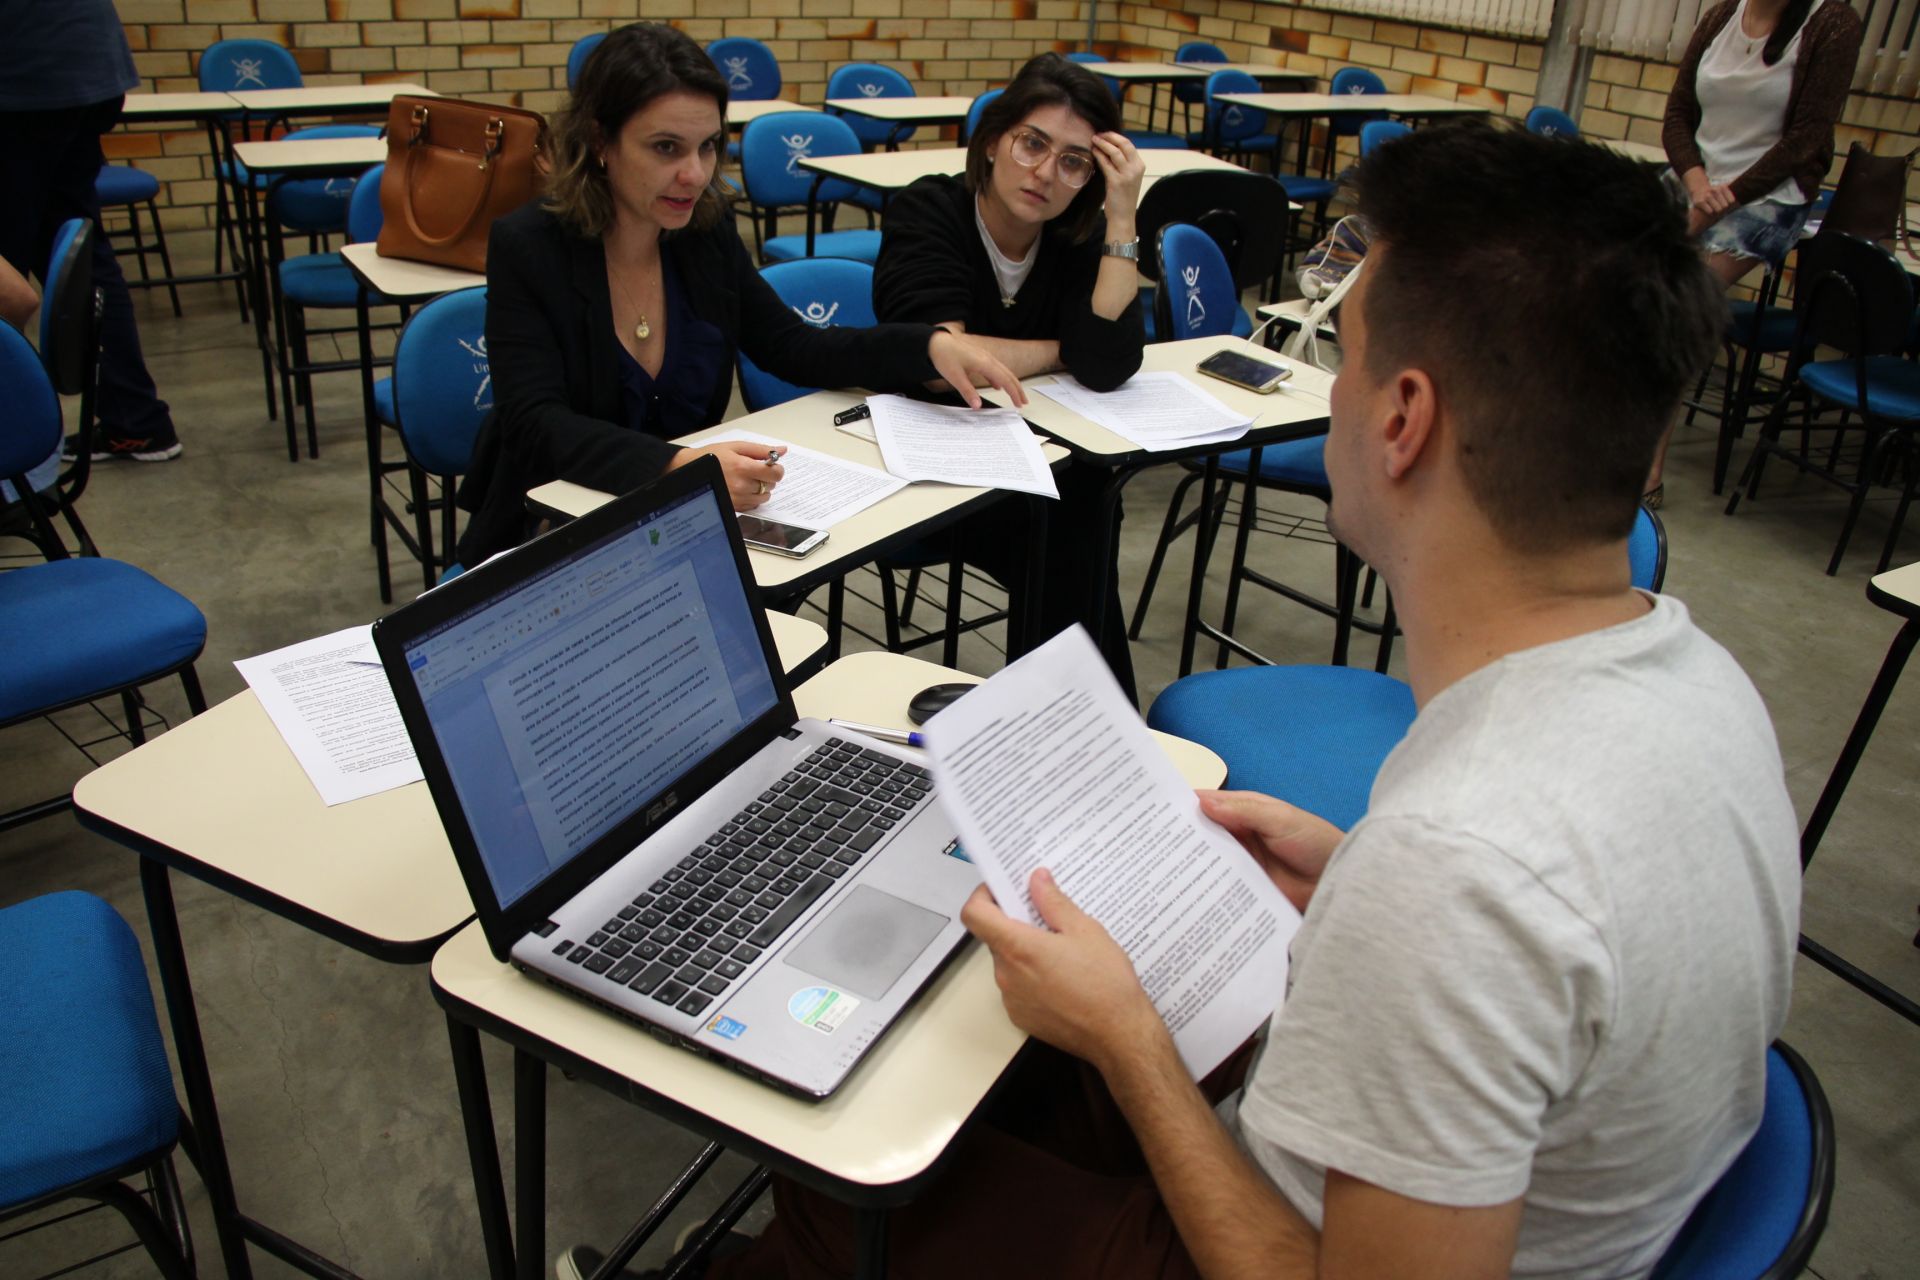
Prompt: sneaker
<box><xmin>555</xmin><ymin>1231</ymin><xmax>753</xmax><ymax>1280</ymax></box>
<box><xmin>62</xmin><ymin>432</ymin><xmax>183</xmax><ymax>463</ymax></box>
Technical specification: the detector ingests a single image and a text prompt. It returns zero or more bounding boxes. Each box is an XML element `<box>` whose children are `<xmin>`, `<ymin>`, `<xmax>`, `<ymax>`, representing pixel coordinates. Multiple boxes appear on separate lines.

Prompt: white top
<box><xmin>1232</xmin><ymin>596</ymin><xmax>1800</xmax><ymax>1278</ymax></box>
<box><xmin>1694</xmin><ymin>0</ymin><xmax>1816</xmax><ymax>203</ymax></box>
<box><xmin>974</xmin><ymin>193</ymin><xmax>1038</xmax><ymax>307</ymax></box>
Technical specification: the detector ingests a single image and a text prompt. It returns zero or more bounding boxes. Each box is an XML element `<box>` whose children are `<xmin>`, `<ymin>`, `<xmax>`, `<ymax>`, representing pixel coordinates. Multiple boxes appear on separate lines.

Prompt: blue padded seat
<box><xmin>1276</xmin><ymin>175</ymin><xmax>1337</xmax><ymax>204</ymax></box>
<box><xmin>1147</xmin><ymin>666</ymin><xmax>1417</xmax><ymax>830</ymax></box>
<box><xmin>1727</xmin><ymin>299</ymin><xmax>1796</xmax><ymax>351</ymax></box>
<box><xmin>96</xmin><ymin>166</ymin><xmax>161</xmax><ymax>205</ymax></box>
<box><xmin>762</xmin><ymin>229</ymin><xmax>883</xmax><ymax>264</ymax></box>
<box><xmin>0</xmin><ymin>558</ymin><xmax>208</xmax><ymax>724</ymax></box>
<box><xmin>0</xmin><ymin>892</ymin><xmax>178</xmax><ymax>1211</ymax></box>
<box><xmin>1217</xmin><ymin>436</ymin><xmax>1327</xmax><ymax>488</ymax></box>
<box><xmin>278</xmin><ymin>251</ymin><xmax>362</xmax><ymax>307</ymax></box>
<box><xmin>373</xmin><ymin>375</ymin><xmax>396</xmax><ymax>426</ymax></box>
<box><xmin>1799</xmin><ymin>356</ymin><xmax>1920</xmax><ymax>420</ymax></box>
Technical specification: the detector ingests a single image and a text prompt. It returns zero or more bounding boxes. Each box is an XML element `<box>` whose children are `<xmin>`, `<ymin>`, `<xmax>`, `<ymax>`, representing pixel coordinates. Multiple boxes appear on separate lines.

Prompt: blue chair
<box><xmin>277</xmin><ymin>163</ymin><xmax>392</xmax><ymax>463</ymax></box>
<box><xmin>1065</xmin><ymin>52</ymin><xmax>1183</xmax><ymax>149</ymax></box>
<box><xmin>1146</xmin><ymin>506</ymin><xmax>1669</xmax><ymax>829</ymax></box>
<box><xmin>1650</xmin><ymin>1043</ymin><xmax>1834</xmax><ymax>1280</ymax></box>
<box><xmin>1727</xmin><ymin>231</ymin><xmax>1920</xmax><ymax>574</ymax></box>
<box><xmin>963</xmin><ymin>89</ymin><xmax>1004</xmax><ymax>144</ymax></box>
<box><xmin>4</xmin><ymin>220</ymin><xmax>101</xmax><ymax>558</ymax></box>
<box><xmin>737</xmin><ymin>259</ymin><xmax>877</xmax><ymax>412</ymax></box>
<box><xmin>0</xmin><ymin>892</ymin><xmax>195</xmax><ymax>1278</ymax></box>
<box><xmin>1173</xmin><ymin>41</ymin><xmax>1229</xmax><ymax>133</ymax></box>
<box><xmin>828</xmin><ymin>62</ymin><xmax>919</xmax><ymax>151</ymax></box>
<box><xmin>1204</xmin><ymin>69</ymin><xmax>1335</xmax><ymax>213</ymax></box>
<box><xmin>1358</xmin><ymin>118</ymin><xmax>1410</xmax><ymax>157</ymax></box>
<box><xmin>0</xmin><ymin>322</ymin><xmax>208</xmax><ymax>832</ymax></box>
<box><xmin>739</xmin><ymin>113</ymin><xmax>883</xmax><ymax>264</ymax></box>
<box><xmin>379</xmin><ymin>286</ymin><xmax>490</xmax><ymax>596</ymax></box>
<box><xmin>709</xmin><ymin>37</ymin><xmax>781</xmax><ymax>99</ymax></box>
<box><xmin>1525</xmin><ymin>104</ymin><xmax>1581</xmax><ymax>138</ymax></box>
<box><xmin>96</xmin><ymin>164</ymin><xmax>181</xmax><ymax>318</ymax></box>
<box><xmin>1153</xmin><ymin>222</ymin><xmax>1246</xmax><ymax>342</ymax></box>
<box><xmin>201</xmin><ymin>37</ymin><xmax>303</xmax><ymax>302</ymax></box>
<box><xmin>566</xmin><ymin>32</ymin><xmax>607</xmax><ymax>90</ymax></box>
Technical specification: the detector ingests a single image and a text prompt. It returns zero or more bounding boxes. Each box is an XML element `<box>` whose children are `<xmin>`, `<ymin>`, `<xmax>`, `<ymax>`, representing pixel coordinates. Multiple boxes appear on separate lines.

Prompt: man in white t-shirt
<box><xmin>706</xmin><ymin>124</ymin><xmax>1800</xmax><ymax>1280</ymax></box>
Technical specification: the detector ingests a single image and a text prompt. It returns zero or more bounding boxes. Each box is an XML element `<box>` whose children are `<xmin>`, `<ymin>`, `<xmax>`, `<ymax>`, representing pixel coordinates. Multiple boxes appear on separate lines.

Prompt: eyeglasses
<box><xmin>1006</xmin><ymin>128</ymin><xmax>1095</xmax><ymax>188</ymax></box>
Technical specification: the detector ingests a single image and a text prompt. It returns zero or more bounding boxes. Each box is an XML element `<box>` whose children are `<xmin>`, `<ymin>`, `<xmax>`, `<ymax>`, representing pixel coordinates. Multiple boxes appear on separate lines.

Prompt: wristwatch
<box><xmin>1103</xmin><ymin>237</ymin><xmax>1141</xmax><ymax>261</ymax></box>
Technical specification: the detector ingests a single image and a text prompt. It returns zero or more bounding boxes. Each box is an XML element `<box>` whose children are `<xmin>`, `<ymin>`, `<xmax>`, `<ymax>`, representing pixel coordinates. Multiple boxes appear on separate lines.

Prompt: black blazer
<box><xmin>456</xmin><ymin>201</ymin><xmax>940</xmax><ymax>564</ymax></box>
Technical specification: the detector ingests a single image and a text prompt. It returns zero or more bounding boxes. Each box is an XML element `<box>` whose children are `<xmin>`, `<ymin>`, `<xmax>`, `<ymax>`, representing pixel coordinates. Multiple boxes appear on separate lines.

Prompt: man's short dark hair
<box><xmin>1352</xmin><ymin>122</ymin><xmax>1722</xmax><ymax>550</ymax></box>
<box><xmin>965</xmin><ymin>53</ymin><xmax>1122</xmax><ymax>245</ymax></box>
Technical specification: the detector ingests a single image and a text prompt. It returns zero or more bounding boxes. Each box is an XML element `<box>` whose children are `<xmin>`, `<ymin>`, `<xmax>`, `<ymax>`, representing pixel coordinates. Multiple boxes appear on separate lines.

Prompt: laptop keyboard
<box><xmin>549</xmin><ymin>738</ymin><xmax>934</xmax><ymax>1020</ymax></box>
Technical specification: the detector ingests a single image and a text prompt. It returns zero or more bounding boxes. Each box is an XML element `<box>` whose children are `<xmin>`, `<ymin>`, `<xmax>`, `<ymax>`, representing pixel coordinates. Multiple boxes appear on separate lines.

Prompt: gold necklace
<box><xmin>609</xmin><ymin>260</ymin><xmax>653</xmax><ymax>342</ymax></box>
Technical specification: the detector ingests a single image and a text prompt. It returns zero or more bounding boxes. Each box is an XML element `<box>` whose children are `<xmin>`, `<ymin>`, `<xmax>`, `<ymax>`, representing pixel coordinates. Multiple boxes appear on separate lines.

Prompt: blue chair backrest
<box><xmin>964</xmin><ymin>89</ymin><xmax>1003</xmax><ymax>143</ymax></box>
<box><xmin>272</xmin><ymin>125</ymin><xmax>383</xmax><ymax>233</ymax></box>
<box><xmin>1526</xmin><ymin>105</ymin><xmax>1580</xmax><ymax>138</ymax></box>
<box><xmin>1205</xmin><ymin>69</ymin><xmax>1265</xmax><ymax>147</ymax></box>
<box><xmin>566</xmin><ymin>33</ymin><xmax>606</xmax><ymax>91</ymax></box>
<box><xmin>1064</xmin><ymin>51</ymin><xmax>1124</xmax><ymax>103</ymax></box>
<box><xmin>348</xmin><ymin>163</ymin><xmax>385</xmax><ymax>244</ymax></box>
<box><xmin>40</xmin><ymin>218</ymin><xmax>93</xmax><ymax>398</ymax></box>
<box><xmin>1329</xmin><ymin>66</ymin><xmax>1387</xmax><ymax>138</ymax></box>
<box><xmin>199</xmin><ymin>39</ymin><xmax>302</xmax><ymax>92</ymax></box>
<box><xmin>1650</xmin><ymin>1045</ymin><xmax>1830</xmax><ymax>1280</ymax></box>
<box><xmin>740</xmin><ymin>112</ymin><xmax>862</xmax><ymax>209</ymax></box>
<box><xmin>1629</xmin><ymin>505</ymin><xmax>1666</xmax><ymax>592</ymax></box>
<box><xmin>709</xmin><ymin>37</ymin><xmax>781</xmax><ymax>100</ymax></box>
<box><xmin>0</xmin><ymin>323</ymin><xmax>62</xmax><ymax>491</ymax></box>
<box><xmin>1157</xmin><ymin>223</ymin><xmax>1239</xmax><ymax>342</ymax></box>
<box><xmin>1359</xmin><ymin>119</ymin><xmax>1411</xmax><ymax>157</ymax></box>
<box><xmin>827</xmin><ymin>63</ymin><xmax>918</xmax><ymax>149</ymax></box>
<box><xmin>1174</xmin><ymin>41</ymin><xmax>1228</xmax><ymax>104</ymax></box>
<box><xmin>738</xmin><ymin>259</ymin><xmax>877</xmax><ymax>411</ymax></box>
<box><xmin>390</xmin><ymin>287</ymin><xmax>490</xmax><ymax>477</ymax></box>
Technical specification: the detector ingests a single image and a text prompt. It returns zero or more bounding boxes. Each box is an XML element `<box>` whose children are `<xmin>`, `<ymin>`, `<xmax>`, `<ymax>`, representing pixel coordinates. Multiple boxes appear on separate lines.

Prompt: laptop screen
<box><xmin>397</xmin><ymin>485</ymin><xmax>779</xmax><ymax>909</ymax></box>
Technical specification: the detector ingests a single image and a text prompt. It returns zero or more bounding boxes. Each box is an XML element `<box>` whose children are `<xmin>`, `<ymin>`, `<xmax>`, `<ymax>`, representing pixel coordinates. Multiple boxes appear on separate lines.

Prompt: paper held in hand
<box><xmin>920</xmin><ymin>627</ymin><xmax>1302</xmax><ymax>1078</ymax></box>
<box><xmin>686</xmin><ymin>427</ymin><xmax>906</xmax><ymax>530</ymax></box>
<box><xmin>864</xmin><ymin>394</ymin><xmax>1059</xmax><ymax>498</ymax></box>
<box><xmin>1032</xmin><ymin>370</ymin><xmax>1253</xmax><ymax>452</ymax></box>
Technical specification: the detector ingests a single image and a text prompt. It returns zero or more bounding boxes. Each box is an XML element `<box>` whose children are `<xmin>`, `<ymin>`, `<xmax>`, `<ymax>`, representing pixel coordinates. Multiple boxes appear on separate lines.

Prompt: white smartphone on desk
<box><xmin>738</xmin><ymin>514</ymin><xmax>828</xmax><ymax>558</ymax></box>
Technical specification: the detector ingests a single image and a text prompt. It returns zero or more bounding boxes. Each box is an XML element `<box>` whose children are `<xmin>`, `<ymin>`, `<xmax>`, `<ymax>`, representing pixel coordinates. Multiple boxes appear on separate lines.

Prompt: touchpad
<box><xmin>785</xmin><ymin>885</ymin><xmax>948</xmax><ymax>1001</ymax></box>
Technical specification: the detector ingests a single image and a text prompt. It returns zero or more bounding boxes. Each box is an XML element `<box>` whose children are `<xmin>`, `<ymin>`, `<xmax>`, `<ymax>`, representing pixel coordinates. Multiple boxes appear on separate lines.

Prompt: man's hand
<box><xmin>1199</xmin><ymin>790</ymin><xmax>1346</xmax><ymax>913</ymax></box>
<box><xmin>960</xmin><ymin>869</ymin><xmax>1166</xmax><ymax>1072</ymax></box>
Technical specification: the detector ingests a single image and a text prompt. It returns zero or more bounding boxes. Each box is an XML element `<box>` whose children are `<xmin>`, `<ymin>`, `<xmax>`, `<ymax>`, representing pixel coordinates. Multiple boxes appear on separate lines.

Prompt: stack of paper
<box><xmin>688</xmin><ymin>428</ymin><xmax>907</xmax><ymax>530</ymax></box>
<box><xmin>864</xmin><ymin>394</ymin><xmax>1058</xmax><ymax>498</ymax></box>
<box><xmin>235</xmin><ymin>626</ymin><xmax>422</xmax><ymax>807</ymax></box>
<box><xmin>1034</xmin><ymin>370</ymin><xmax>1253</xmax><ymax>451</ymax></box>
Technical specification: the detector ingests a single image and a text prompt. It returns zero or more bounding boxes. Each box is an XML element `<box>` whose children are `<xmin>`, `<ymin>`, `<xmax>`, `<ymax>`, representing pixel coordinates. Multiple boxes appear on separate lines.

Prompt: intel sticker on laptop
<box><xmin>789</xmin><ymin>986</ymin><xmax>859</xmax><ymax>1035</ymax></box>
<box><xmin>706</xmin><ymin>1015</ymin><xmax>748</xmax><ymax>1041</ymax></box>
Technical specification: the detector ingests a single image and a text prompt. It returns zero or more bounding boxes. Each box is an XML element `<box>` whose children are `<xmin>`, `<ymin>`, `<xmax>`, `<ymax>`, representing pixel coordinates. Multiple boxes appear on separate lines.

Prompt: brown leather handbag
<box><xmin>1820</xmin><ymin>142</ymin><xmax>1918</xmax><ymax>252</ymax></box>
<box><xmin>376</xmin><ymin>95</ymin><xmax>547</xmax><ymax>273</ymax></box>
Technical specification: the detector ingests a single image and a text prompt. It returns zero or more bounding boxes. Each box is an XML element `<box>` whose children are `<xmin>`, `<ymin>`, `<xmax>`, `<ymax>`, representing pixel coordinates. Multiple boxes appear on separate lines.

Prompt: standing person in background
<box><xmin>1649</xmin><ymin>0</ymin><xmax>1862</xmax><ymax>505</ymax></box>
<box><xmin>0</xmin><ymin>0</ymin><xmax>183</xmax><ymax>462</ymax></box>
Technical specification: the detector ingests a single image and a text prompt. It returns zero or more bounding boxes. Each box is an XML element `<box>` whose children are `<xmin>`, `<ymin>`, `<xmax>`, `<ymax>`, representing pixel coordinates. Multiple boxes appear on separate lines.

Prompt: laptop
<box><xmin>374</xmin><ymin>458</ymin><xmax>978</xmax><ymax>1098</ymax></box>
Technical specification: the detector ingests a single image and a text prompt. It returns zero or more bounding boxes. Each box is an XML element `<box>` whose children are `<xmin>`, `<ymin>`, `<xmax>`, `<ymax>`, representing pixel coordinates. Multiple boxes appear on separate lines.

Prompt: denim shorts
<box><xmin>1662</xmin><ymin>169</ymin><xmax>1812</xmax><ymax>266</ymax></box>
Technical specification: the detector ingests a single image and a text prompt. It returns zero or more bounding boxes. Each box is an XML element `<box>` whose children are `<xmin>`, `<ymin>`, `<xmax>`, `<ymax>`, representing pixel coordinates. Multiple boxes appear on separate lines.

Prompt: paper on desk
<box><xmin>865</xmin><ymin>394</ymin><xmax>1058</xmax><ymax>498</ymax></box>
<box><xmin>688</xmin><ymin>428</ymin><xmax>905</xmax><ymax>530</ymax></box>
<box><xmin>1034</xmin><ymin>371</ymin><xmax>1252</xmax><ymax>451</ymax></box>
<box><xmin>921</xmin><ymin>626</ymin><xmax>1300</xmax><ymax>1078</ymax></box>
<box><xmin>234</xmin><ymin>625</ymin><xmax>422</xmax><ymax>807</ymax></box>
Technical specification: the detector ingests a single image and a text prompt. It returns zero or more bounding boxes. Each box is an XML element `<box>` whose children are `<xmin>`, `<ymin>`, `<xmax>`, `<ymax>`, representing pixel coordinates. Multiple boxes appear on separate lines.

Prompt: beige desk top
<box><xmin>797</xmin><ymin>145</ymin><xmax>1264</xmax><ymax>199</ymax></box>
<box><xmin>728</xmin><ymin>99</ymin><xmax>821</xmax><ymax>125</ymax></box>
<box><xmin>1869</xmin><ymin>560</ymin><xmax>1920</xmax><ymax>614</ymax></box>
<box><xmin>986</xmin><ymin>335</ymin><xmax>1333</xmax><ymax>460</ymax></box>
<box><xmin>341</xmin><ymin>241</ymin><xmax>486</xmax><ymax>301</ymax></box>
<box><xmin>528</xmin><ymin>389</ymin><xmax>1069</xmax><ymax>591</ymax></box>
<box><xmin>229</xmin><ymin>83</ymin><xmax>433</xmax><ymax>113</ymax></box>
<box><xmin>1100</xmin><ymin>61</ymin><xmax>1210</xmax><ymax>81</ymax></box>
<box><xmin>1596</xmin><ymin>137</ymin><xmax>1667</xmax><ymax>166</ymax></box>
<box><xmin>121</xmin><ymin>91</ymin><xmax>242</xmax><ymax>119</ymax></box>
<box><xmin>1256</xmin><ymin>298</ymin><xmax>1337</xmax><ymax>341</ymax></box>
<box><xmin>70</xmin><ymin>612</ymin><xmax>828</xmax><ymax>954</ymax></box>
<box><xmin>1205</xmin><ymin>63</ymin><xmax>1316</xmax><ymax>82</ymax></box>
<box><xmin>430</xmin><ymin>650</ymin><xmax>1226</xmax><ymax>1189</ymax></box>
<box><xmin>1216</xmin><ymin>91</ymin><xmax>1492</xmax><ymax>116</ymax></box>
<box><xmin>233</xmin><ymin>136</ymin><xmax>387</xmax><ymax>174</ymax></box>
<box><xmin>824</xmin><ymin>95</ymin><xmax>974</xmax><ymax>121</ymax></box>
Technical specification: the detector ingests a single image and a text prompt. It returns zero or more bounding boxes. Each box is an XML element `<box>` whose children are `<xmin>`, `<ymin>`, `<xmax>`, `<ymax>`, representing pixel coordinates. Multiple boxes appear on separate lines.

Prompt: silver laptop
<box><xmin>374</xmin><ymin>459</ymin><xmax>977</xmax><ymax>1098</ymax></box>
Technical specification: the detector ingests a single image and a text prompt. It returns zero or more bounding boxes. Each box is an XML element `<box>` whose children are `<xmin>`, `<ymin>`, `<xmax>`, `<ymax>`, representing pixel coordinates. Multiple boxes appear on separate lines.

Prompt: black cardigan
<box><xmin>872</xmin><ymin>175</ymin><xmax>1144</xmax><ymax>392</ymax></box>
<box><xmin>456</xmin><ymin>201</ymin><xmax>941</xmax><ymax>564</ymax></box>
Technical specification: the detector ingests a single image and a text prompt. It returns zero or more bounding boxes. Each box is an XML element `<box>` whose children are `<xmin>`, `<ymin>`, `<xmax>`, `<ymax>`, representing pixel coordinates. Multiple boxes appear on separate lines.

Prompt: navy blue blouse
<box><xmin>614</xmin><ymin>252</ymin><xmax>728</xmax><ymax>442</ymax></box>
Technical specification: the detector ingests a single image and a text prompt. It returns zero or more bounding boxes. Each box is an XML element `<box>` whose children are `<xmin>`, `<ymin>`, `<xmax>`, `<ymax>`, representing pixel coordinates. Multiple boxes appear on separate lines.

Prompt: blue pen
<box><xmin>827</xmin><ymin>719</ymin><xmax>925</xmax><ymax>749</ymax></box>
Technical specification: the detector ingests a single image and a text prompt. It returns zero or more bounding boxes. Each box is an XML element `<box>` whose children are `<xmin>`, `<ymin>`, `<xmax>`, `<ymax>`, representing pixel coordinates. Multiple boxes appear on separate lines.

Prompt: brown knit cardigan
<box><xmin>1662</xmin><ymin>0</ymin><xmax>1865</xmax><ymax>206</ymax></box>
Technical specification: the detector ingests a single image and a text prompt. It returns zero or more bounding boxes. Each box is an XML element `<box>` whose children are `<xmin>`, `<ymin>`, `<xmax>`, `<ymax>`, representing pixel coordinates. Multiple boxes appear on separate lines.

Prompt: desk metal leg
<box><xmin>235</xmin><ymin>136</ymin><xmax>278</xmax><ymax>422</ymax></box>
<box><xmin>445</xmin><ymin>1015</ymin><xmax>518</xmax><ymax>1280</ymax></box>
<box><xmin>515</xmin><ymin>1050</ymin><xmax>548</xmax><ymax>1280</ymax></box>
<box><xmin>356</xmin><ymin>290</ymin><xmax>394</xmax><ymax>603</ymax></box>
<box><xmin>1009</xmin><ymin>492</ymin><xmax>1049</xmax><ymax>659</ymax></box>
<box><xmin>1801</xmin><ymin>618</ymin><xmax>1919</xmax><ymax>867</ymax></box>
<box><xmin>1178</xmin><ymin>454</ymin><xmax>1222</xmax><ymax>678</ymax></box>
<box><xmin>854</xmin><ymin>1207</ymin><xmax>890</xmax><ymax>1280</ymax></box>
<box><xmin>139</xmin><ymin>859</ymin><xmax>256</xmax><ymax>1280</ymax></box>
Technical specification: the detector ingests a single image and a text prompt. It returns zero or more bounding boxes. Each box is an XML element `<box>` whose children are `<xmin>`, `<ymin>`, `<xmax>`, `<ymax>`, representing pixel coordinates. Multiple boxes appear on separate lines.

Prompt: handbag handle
<box><xmin>398</xmin><ymin>104</ymin><xmax>506</xmax><ymax>248</ymax></box>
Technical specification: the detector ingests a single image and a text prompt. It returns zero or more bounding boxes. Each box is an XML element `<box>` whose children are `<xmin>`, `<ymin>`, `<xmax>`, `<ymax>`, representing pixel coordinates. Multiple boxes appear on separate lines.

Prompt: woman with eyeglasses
<box><xmin>871</xmin><ymin>53</ymin><xmax>1150</xmax><ymax>697</ymax></box>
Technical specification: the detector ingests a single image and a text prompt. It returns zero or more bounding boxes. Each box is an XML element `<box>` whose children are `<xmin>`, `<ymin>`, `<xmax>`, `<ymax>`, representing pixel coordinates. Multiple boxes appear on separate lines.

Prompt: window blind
<box><xmin>1566</xmin><ymin>0</ymin><xmax>1907</xmax><ymax>96</ymax></box>
<box><xmin>1298</xmin><ymin>0</ymin><xmax>1557</xmax><ymax>41</ymax></box>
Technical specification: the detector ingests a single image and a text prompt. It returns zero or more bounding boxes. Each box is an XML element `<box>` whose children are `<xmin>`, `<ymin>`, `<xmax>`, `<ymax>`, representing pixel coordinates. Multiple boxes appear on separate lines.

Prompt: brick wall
<box><xmin>107</xmin><ymin>0</ymin><xmax>1920</xmax><ymax>231</ymax></box>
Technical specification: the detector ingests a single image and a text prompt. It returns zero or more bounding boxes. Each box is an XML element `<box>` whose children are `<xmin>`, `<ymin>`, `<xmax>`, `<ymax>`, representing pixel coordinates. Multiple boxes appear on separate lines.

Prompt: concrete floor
<box><xmin>3</xmin><ymin>229</ymin><xmax>1917</xmax><ymax>1278</ymax></box>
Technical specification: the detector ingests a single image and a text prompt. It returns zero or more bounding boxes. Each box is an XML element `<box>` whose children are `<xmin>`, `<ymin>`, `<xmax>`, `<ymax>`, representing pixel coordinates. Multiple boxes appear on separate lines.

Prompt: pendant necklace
<box><xmin>611</xmin><ymin>261</ymin><xmax>652</xmax><ymax>342</ymax></box>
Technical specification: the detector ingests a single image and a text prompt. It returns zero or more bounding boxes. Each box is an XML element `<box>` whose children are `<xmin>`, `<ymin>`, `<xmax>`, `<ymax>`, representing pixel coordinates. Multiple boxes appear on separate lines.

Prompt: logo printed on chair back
<box><xmin>231</xmin><ymin>56</ymin><xmax>267</xmax><ymax>87</ymax></box>
<box><xmin>725</xmin><ymin>57</ymin><xmax>754</xmax><ymax>91</ymax></box>
<box><xmin>1344</xmin><ymin>83</ymin><xmax>1368</xmax><ymax>94</ymax></box>
<box><xmin>323</xmin><ymin>177</ymin><xmax>353</xmax><ymax>201</ymax></box>
<box><xmin>1223</xmin><ymin>105</ymin><xmax>1244</xmax><ymax>129</ymax></box>
<box><xmin>857</xmin><ymin>81</ymin><xmax>884</xmax><ymax>97</ymax></box>
<box><xmin>458</xmin><ymin>335</ymin><xmax>492</xmax><ymax>410</ymax></box>
<box><xmin>1182</xmin><ymin>264</ymin><xmax>1206</xmax><ymax>330</ymax></box>
<box><xmin>793</xmin><ymin>300</ymin><xmax>841</xmax><ymax>327</ymax></box>
<box><xmin>782</xmin><ymin>133</ymin><xmax>814</xmax><ymax>176</ymax></box>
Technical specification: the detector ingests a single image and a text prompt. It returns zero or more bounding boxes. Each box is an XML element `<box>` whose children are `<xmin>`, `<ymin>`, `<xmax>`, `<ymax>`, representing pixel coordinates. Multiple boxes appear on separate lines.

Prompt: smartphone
<box><xmin>1196</xmin><ymin>349</ymin><xmax>1294</xmax><ymax>394</ymax></box>
<box><xmin>737</xmin><ymin>514</ymin><xmax>829</xmax><ymax>558</ymax></box>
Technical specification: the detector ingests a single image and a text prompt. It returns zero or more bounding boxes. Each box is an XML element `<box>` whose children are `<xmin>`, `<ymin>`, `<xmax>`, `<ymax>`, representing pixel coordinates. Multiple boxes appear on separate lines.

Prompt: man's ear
<box><xmin>1381</xmin><ymin>369</ymin><xmax>1437</xmax><ymax>481</ymax></box>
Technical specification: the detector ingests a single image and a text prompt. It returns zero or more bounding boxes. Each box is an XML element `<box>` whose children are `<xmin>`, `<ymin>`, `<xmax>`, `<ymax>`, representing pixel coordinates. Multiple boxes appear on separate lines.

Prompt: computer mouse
<box><xmin>907</xmin><ymin>682</ymin><xmax>976</xmax><ymax>725</ymax></box>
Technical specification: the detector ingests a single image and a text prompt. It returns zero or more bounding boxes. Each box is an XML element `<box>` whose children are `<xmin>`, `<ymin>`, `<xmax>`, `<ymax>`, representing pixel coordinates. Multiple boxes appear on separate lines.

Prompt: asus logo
<box><xmin>648</xmin><ymin>793</ymin><xmax>678</xmax><ymax>825</ymax></box>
